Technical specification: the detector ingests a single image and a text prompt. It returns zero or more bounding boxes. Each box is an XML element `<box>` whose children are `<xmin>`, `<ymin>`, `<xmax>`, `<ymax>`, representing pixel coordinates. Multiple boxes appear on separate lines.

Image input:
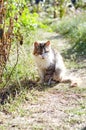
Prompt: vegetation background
<box><xmin>0</xmin><ymin>0</ymin><xmax>86</xmax><ymax>130</ymax></box>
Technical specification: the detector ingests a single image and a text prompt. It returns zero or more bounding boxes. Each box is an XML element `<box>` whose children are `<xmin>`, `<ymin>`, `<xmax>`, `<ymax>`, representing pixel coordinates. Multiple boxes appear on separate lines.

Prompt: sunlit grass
<box><xmin>51</xmin><ymin>13</ymin><xmax>86</xmax><ymax>56</ymax></box>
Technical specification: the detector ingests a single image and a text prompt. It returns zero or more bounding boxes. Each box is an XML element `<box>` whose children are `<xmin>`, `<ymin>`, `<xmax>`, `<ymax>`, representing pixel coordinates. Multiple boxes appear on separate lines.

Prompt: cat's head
<box><xmin>33</xmin><ymin>41</ymin><xmax>51</xmax><ymax>59</ymax></box>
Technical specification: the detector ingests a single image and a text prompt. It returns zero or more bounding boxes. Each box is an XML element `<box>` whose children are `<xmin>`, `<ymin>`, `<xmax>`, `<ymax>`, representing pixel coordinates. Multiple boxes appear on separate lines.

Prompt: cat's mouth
<box><xmin>37</xmin><ymin>54</ymin><xmax>46</xmax><ymax>59</ymax></box>
<box><xmin>41</xmin><ymin>54</ymin><xmax>45</xmax><ymax>59</ymax></box>
<box><xmin>41</xmin><ymin>55</ymin><xmax>44</xmax><ymax>59</ymax></box>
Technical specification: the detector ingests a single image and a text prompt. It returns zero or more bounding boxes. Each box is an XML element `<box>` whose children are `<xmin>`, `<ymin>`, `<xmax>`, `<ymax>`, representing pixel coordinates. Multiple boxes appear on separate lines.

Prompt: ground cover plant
<box><xmin>51</xmin><ymin>12</ymin><xmax>86</xmax><ymax>57</ymax></box>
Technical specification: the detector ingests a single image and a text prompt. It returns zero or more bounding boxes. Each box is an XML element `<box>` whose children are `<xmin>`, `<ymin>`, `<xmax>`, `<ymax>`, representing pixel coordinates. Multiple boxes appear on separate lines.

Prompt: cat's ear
<box><xmin>45</xmin><ymin>41</ymin><xmax>50</xmax><ymax>46</ymax></box>
<box><xmin>34</xmin><ymin>42</ymin><xmax>38</xmax><ymax>47</ymax></box>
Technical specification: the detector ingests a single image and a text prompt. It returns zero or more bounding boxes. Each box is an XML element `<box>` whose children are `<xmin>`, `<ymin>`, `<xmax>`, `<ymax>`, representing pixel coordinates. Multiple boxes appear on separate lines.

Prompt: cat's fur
<box><xmin>33</xmin><ymin>41</ymin><xmax>78</xmax><ymax>87</ymax></box>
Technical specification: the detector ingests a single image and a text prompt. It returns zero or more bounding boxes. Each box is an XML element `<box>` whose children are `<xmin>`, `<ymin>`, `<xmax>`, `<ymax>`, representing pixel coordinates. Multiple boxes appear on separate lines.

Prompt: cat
<box><xmin>33</xmin><ymin>41</ymin><xmax>78</xmax><ymax>87</ymax></box>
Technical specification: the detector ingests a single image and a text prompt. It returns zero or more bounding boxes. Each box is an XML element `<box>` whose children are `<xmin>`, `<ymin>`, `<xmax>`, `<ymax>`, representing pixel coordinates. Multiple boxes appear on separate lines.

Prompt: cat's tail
<box><xmin>61</xmin><ymin>76</ymin><xmax>81</xmax><ymax>87</ymax></box>
<box><xmin>53</xmin><ymin>71</ymin><xmax>81</xmax><ymax>87</ymax></box>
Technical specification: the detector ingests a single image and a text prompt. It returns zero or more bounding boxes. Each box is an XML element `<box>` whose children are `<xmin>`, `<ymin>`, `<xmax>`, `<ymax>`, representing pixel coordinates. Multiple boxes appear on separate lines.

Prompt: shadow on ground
<box><xmin>0</xmin><ymin>78</ymin><xmax>56</xmax><ymax>105</ymax></box>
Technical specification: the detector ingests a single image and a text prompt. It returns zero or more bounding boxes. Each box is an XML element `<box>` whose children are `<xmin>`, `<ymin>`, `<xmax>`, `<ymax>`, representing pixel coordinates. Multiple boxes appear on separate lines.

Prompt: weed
<box><xmin>51</xmin><ymin>13</ymin><xmax>86</xmax><ymax>56</ymax></box>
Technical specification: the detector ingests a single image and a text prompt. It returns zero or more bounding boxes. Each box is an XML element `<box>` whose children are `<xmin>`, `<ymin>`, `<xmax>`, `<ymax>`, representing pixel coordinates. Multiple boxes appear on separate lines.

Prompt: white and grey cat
<box><xmin>33</xmin><ymin>41</ymin><xmax>78</xmax><ymax>87</ymax></box>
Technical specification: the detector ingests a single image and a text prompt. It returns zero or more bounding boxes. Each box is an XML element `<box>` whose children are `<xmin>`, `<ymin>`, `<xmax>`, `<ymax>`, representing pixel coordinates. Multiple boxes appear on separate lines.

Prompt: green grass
<box><xmin>0</xmin><ymin>42</ymin><xmax>38</xmax><ymax>87</ymax></box>
<box><xmin>51</xmin><ymin>13</ymin><xmax>86</xmax><ymax>56</ymax></box>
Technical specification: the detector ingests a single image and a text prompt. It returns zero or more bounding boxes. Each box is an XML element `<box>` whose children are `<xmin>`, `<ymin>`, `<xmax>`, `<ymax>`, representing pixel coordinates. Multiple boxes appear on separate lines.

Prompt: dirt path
<box><xmin>0</xmin><ymin>30</ymin><xmax>86</xmax><ymax>130</ymax></box>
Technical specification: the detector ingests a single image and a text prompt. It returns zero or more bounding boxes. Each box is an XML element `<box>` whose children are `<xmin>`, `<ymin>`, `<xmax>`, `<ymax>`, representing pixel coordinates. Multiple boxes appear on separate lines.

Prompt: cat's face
<box><xmin>33</xmin><ymin>41</ymin><xmax>51</xmax><ymax>59</ymax></box>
